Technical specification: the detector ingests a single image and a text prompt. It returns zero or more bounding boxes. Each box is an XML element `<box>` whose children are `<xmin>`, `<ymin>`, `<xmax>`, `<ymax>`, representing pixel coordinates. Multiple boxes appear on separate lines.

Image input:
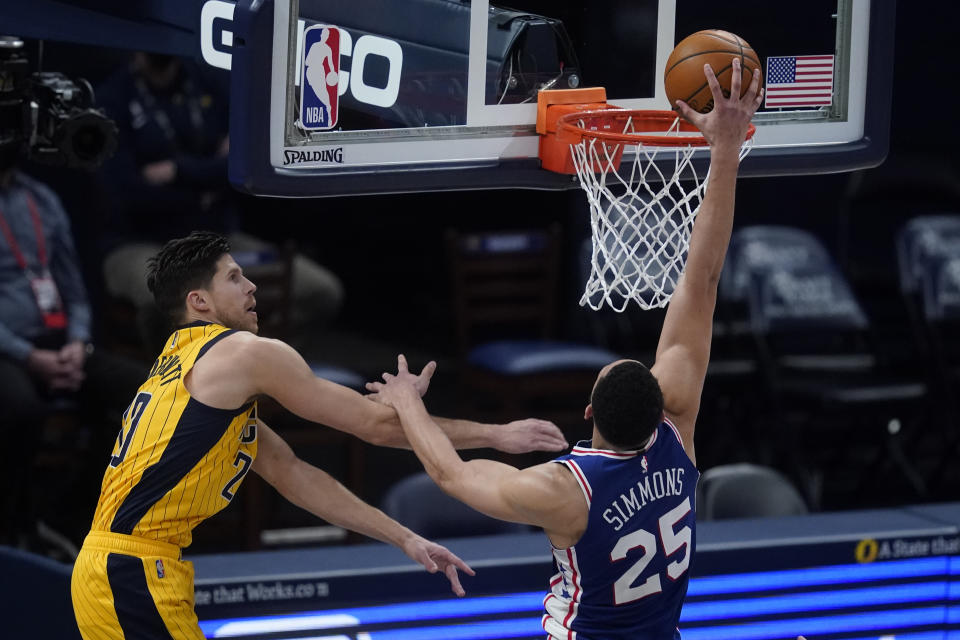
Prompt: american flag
<box><xmin>764</xmin><ymin>55</ymin><xmax>834</xmax><ymax>108</ymax></box>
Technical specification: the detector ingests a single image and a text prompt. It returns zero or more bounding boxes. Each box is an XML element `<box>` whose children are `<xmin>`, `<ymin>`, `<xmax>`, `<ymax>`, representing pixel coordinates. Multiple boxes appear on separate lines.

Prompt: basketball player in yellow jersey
<box><xmin>72</xmin><ymin>232</ymin><xmax>568</xmax><ymax>640</ymax></box>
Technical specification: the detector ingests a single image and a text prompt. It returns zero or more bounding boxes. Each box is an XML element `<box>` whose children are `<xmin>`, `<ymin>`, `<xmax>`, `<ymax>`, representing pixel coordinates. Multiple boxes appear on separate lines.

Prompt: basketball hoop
<box><xmin>537</xmin><ymin>89</ymin><xmax>755</xmax><ymax>312</ymax></box>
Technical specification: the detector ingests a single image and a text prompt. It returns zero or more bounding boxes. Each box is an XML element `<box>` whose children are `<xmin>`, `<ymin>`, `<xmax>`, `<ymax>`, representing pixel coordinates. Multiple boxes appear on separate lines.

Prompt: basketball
<box><xmin>664</xmin><ymin>30</ymin><xmax>761</xmax><ymax>113</ymax></box>
<box><xmin>326</xmin><ymin>71</ymin><xmax>339</xmax><ymax>86</ymax></box>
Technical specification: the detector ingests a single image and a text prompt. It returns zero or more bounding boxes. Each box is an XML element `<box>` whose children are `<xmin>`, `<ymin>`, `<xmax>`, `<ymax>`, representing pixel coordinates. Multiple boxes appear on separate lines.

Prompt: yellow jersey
<box><xmin>89</xmin><ymin>321</ymin><xmax>258</xmax><ymax>548</ymax></box>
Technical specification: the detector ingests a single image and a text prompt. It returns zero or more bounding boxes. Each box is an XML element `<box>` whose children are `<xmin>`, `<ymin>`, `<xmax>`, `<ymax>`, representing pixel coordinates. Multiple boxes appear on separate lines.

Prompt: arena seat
<box><xmin>896</xmin><ymin>215</ymin><xmax>960</xmax><ymax>491</ymax></box>
<box><xmin>381</xmin><ymin>472</ymin><xmax>527</xmax><ymax>538</ymax></box>
<box><xmin>732</xmin><ymin>226</ymin><xmax>928</xmax><ymax>509</ymax></box>
<box><xmin>446</xmin><ymin>226</ymin><xmax>618</xmax><ymax>445</ymax></box>
<box><xmin>696</xmin><ymin>463</ymin><xmax>808</xmax><ymax>520</ymax></box>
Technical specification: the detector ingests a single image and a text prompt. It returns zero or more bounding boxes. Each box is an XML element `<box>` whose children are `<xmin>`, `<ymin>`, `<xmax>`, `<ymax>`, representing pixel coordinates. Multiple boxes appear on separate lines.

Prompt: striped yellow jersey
<box><xmin>89</xmin><ymin>321</ymin><xmax>258</xmax><ymax>548</ymax></box>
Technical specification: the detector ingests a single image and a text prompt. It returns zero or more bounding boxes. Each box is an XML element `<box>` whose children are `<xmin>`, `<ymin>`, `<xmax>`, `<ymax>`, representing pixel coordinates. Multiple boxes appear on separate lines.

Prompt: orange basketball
<box><xmin>664</xmin><ymin>30</ymin><xmax>761</xmax><ymax>113</ymax></box>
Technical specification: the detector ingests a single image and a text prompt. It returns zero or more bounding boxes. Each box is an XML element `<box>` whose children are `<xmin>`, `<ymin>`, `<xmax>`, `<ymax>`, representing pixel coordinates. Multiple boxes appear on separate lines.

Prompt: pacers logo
<box><xmin>300</xmin><ymin>24</ymin><xmax>340</xmax><ymax>130</ymax></box>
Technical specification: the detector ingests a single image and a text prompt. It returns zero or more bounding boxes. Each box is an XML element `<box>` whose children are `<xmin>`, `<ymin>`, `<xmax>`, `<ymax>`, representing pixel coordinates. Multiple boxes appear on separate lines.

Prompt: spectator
<box><xmin>96</xmin><ymin>52</ymin><xmax>343</xmax><ymax>350</ymax></box>
<box><xmin>0</xmin><ymin>164</ymin><xmax>147</xmax><ymax>551</ymax></box>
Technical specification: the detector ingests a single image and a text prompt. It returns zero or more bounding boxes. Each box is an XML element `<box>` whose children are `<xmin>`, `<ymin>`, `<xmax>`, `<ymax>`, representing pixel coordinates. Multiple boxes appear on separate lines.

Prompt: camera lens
<box><xmin>55</xmin><ymin>110</ymin><xmax>117</xmax><ymax>169</ymax></box>
<box><xmin>72</xmin><ymin>123</ymin><xmax>106</xmax><ymax>161</ymax></box>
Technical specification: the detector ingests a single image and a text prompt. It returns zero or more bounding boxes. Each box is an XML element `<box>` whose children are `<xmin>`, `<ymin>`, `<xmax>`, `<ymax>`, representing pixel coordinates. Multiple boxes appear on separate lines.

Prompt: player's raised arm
<box><xmin>193</xmin><ymin>330</ymin><xmax>567</xmax><ymax>453</ymax></box>
<box><xmin>366</xmin><ymin>356</ymin><xmax>587</xmax><ymax>548</ymax></box>
<box><xmin>650</xmin><ymin>58</ymin><xmax>762</xmax><ymax>462</ymax></box>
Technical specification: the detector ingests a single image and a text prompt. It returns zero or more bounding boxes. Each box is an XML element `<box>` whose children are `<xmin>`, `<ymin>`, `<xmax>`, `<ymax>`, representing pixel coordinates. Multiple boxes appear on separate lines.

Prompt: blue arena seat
<box><xmin>446</xmin><ymin>226</ymin><xmax>619</xmax><ymax>441</ymax></box>
<box><xmin>381</xmin><ymin>472</ymin><xmax>527</xmax><ymax>538</ymax></box>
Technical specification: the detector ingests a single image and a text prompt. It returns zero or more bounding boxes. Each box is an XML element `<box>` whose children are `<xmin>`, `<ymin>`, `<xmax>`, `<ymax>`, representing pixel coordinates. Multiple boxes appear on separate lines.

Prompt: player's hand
<box><xmin>674</xmin><ymin>57</ymin><xmax>763</xmax><ymax>149</ymax></box>
<box><xmin>366</xmin><ymin>354</ymin><xmax>436</xmax><ymax>401</ymax></box>
<box><xmin>494</xmin><ymin>418</ymin><xmax>568</xmax><ymax>454</ymax></box>
<box><xmin>401</xmin><ymin>534</ymin><xmax>476</xmax><ymax>597</ymax></box>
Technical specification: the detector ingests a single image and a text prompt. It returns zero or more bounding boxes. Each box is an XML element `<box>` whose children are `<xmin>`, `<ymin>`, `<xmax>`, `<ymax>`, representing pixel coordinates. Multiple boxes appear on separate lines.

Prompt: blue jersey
<box><xmin>543</xmin><ymin>419</ymin><xmax>699</xmax><ymax>640</ymax></box>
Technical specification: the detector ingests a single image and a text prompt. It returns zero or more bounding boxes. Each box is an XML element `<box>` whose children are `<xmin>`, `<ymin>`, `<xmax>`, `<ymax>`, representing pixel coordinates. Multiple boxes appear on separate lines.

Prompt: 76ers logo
<box><xmin>300</xmin><ymin>25</ymin><xmax>340</xmax><ymax>130</ymax></box>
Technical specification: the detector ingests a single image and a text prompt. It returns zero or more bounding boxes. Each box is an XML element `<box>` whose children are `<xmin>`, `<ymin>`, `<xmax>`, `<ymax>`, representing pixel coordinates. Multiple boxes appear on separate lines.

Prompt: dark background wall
<box><xmin>13</xmin><ymin>0</ymin><xmax>960</xmax><ymax>552</ymax></box>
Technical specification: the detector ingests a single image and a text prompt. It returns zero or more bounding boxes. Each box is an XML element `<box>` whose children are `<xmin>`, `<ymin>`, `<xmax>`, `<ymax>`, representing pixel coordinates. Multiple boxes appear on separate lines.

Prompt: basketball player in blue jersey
<box><xmin>367</xmin><ymin>58</ymin><xmax>763</xmax><ymax>639</ymax></box>
<box><xmin>72</xmin><ymin>231</ymin><xmax>568</xmax><ymax>639</ymax></box>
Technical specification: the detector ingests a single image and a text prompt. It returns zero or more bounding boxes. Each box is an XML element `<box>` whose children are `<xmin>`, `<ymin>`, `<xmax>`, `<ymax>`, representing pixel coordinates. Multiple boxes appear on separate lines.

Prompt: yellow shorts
<box><xmin>71</xmin><ymin>531</ymin><xmax>204</xmax><ymax>640</ymax></box>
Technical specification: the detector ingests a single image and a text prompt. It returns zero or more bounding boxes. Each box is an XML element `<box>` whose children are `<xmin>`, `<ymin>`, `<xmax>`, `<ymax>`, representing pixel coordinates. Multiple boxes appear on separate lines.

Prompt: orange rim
<box><xmin>556</xmin><ymin>108</ymin><xmax>756</xmax><ymax>147</ymax></box>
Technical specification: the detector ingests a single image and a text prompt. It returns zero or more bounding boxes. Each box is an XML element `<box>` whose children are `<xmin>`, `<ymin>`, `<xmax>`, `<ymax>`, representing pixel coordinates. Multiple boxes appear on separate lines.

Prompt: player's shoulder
<box><xmin>202</xmin><ymin>329</ymin><xmax>280</xmax><ymax>362</ymax></box>
<box><xmin>525</xmin><ymin>460</ymin><xmax>585</xmax><ymax>495</ymax></box>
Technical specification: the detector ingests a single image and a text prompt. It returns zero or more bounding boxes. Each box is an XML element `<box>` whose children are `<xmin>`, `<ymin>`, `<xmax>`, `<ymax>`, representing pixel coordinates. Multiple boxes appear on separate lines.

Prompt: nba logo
<box><xmin>156</xmin><ymin>559</ymin><xmax>165</xmax><ymax>579</ymax></box>
<box><xmin>300</xmin><ymin>25</ymin><xmax>340</xmax><ymax>130</ymax></box>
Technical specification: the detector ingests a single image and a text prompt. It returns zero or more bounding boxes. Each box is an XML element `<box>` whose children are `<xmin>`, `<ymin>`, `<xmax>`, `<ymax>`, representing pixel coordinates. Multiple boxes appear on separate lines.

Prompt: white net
<box><xmin>572</xmin><ymin>114</ymin><xmax>752</xmax><ymax>312</ymax></box>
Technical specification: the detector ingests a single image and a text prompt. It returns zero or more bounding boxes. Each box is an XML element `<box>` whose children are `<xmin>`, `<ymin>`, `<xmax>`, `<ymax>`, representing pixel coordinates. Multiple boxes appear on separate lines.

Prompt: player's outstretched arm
<box><xmin>650</xmin><ymin>58</ymin><xmax>763</xmax><ymax>464</ymax></box>
<box><xmin>252</xmin><ymin>419</ymin><xmax>475</xmax><ymax>596</ymax></box>
<box><xmin>197</xmin><ymin>332</ymin><xmax>567</xmax><ymax>453</ymax></box>
<box><xmin>367</xmin><ymin>356</ymin><xmax>586</xmax><ymax>547</ymax></box>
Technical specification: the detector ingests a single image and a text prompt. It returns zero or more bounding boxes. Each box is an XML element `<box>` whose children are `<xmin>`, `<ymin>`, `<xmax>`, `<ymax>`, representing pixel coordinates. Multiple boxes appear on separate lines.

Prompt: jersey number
<box><xmin>221</xmin><ymin>451</ymin><xmax>253</xmax><ymax>501</ymax></box>
<box><xmin>111</xmin><ymin>391</ymin><xmax>152</xmax><ymax>467</ymax></box>
<box><xmin>610</xmin><ymin>497</ymin><xmax>692</xmax><ymax>605</ymax></box>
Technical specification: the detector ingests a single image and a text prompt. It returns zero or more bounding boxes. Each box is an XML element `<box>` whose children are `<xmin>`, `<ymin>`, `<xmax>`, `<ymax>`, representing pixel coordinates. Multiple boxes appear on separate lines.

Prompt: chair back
<box><xmin>895</xmin><ymin>214</ymin><xmax>960</xmax><ymax>297</ymax></box>
<box><xmin>721</xmin><ymin>226</ymin><xmax>833</xmax><ymax>304</ymax></box>
<box><xmin>697</xmin><ymin>463</ymin><xmax>808</xmax><ymax>521</ymax></box>
<box><xmin>447</xmin><ymin>226</ymin><xmax>561</xmax><ymax>355</ymax></box>
<box><xmin>747</xmin><ymin>264</ymin><xmax>869</xmax><ymax>335</ymax></box>
<box><xmin>381</xmin><ymin>472</ymin><xmax>527</xmax><ymax>538</ymax></box>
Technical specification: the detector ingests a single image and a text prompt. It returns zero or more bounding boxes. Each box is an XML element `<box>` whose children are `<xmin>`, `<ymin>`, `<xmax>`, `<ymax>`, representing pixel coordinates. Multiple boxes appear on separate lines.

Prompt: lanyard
<box><xmin>0</xmin><ymin>193</ymin><xmax>48</xmax><ymax>272</ymax></box>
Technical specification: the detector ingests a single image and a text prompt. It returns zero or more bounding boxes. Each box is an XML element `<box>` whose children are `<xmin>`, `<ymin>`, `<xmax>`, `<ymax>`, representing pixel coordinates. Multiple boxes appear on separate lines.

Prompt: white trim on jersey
<box><xmin>560</xmin><ymin>459</ymin><xmax>592</xmax><ymax>508</ymax></box>
<box><xmin>569</xmin><ymin>427</ymin><xmax>658</xmax><ymax>459</ymax></box>
<box><xmin>565</xmin><ymin>546</ymin><xmax>583</xmax><ymax>632</ymax></box>
<box><xmin>543</xmin><ymin>546</ymin><xmax>583</xmax><ymax>640</ymax></box>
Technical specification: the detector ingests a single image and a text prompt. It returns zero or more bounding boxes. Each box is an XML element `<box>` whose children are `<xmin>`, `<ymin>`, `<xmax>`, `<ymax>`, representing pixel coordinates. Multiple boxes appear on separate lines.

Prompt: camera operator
<box><xmin>0</xmin><ymin>36</ymin><xmax>145</xmax><ymax>554</ymax></box>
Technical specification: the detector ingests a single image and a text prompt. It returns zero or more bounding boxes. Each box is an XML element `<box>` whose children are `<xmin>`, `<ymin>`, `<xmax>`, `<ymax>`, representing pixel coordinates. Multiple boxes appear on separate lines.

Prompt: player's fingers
<box><xmin>421</xmin><ymin>360</ymin><xmax>437</xmax><ymax>382</ymax></box>
<box><xmin>703</xmin><ymin>63</ymin><xmax>723</xmax><ymax>102</ymax></box>
<box><xmin>421</xmin><ymin>553</ymin><xmax>439</xmax><ymax>573</ymax></box>
<box><xmin>729</xmin><ymin>57</ymin><xmax>742</xmax><ymax>102</ymax></box>
<box><xmin>445</xmin><ymin>565</ymin><xmax>466</xmax><ymax>597</ymax></box>
<box><xmin>673</xmin><ymin>99</ymin><xmax>701</xmax><ymax>127</ymax></box>
<box><xmin>365</xmin><ymin>381</ymin><xmax>382</xmax><ymax>392</ymax></box>
<box><xmin>447</xmin><ymin>552</ymin><xmax>476</xmax><ymax>576</ymax></box>
<box><xmin>539</xmin><ymin>420</ymin><xmax>567</xmax><ymax>438</ymax></box>
<box><xmin>397</xmin><ymin>354</ymin><xmax>409</xmax><ymax>374</ymax></box>
<box><xmin>746</xmin><ymin>66</ymin><xmax>762</xmax><ymax>103</ymax></box>
<box><xmin>545</xmin><ymin>437</ymin><xmax>568</xmax><ymax>451</ymax></box>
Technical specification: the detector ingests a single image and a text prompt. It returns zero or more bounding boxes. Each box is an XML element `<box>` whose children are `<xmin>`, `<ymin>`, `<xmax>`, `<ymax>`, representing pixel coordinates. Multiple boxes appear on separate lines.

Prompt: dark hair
<box><xmin>590</xmin><ymin>361</ymin><xmax>664</xmax><ymax>449</ymax></box>
<box><xmin>146</xmin><ymin>231</ymin><xmax>231</xmax><ymax>326</ymax></box>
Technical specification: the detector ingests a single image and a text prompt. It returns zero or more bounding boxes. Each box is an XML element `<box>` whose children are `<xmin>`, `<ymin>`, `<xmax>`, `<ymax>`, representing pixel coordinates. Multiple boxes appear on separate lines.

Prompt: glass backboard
<box><xmin>226</xmin><ymin>0</ymin><xmax>894</xmax><ymax>197</ymax></box>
